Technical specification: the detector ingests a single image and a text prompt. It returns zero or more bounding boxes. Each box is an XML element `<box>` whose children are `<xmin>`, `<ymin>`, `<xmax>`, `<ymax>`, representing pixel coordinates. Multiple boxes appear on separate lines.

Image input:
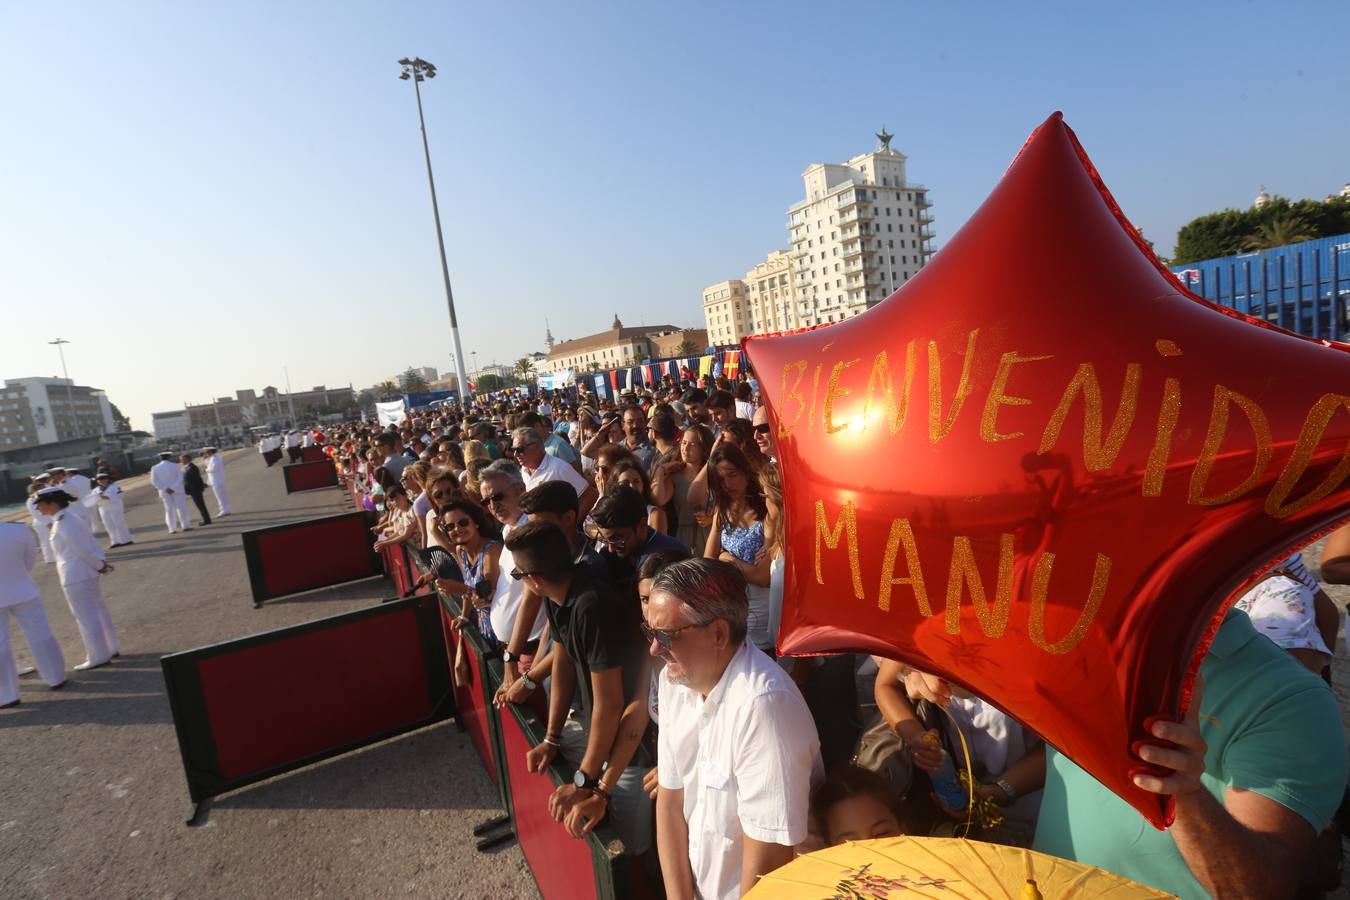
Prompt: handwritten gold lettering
<box><xmin>862</xmin><ymin>344</ymin><xmax>916</xmax><ymax>434</ymax></box>
<box><xmin>814</xmin><ymin>500</ymin><xmax>864</xmax><ymax>600</ymax></box>
<box><xmin>1188</xmin><ymin>385</ymin><xmax>1273</xmax><ymax>506</ymax></box>
<box><xmin>877</xmin><ymin>517</ymin><xmax>928</xmax><ymax>614</ymax></box>
<box><xmin>980</xmin><ymin>351</ymin><xmax>1053</xmax><ymax>443</ymax></box>
<box><xmin>944</xmin><ymin>534</ymin><xmax>1014</xmax><ymax>637</ymax></box>
<box><xmin>1265</xmin><ymin>393</ymin><xmax>1350</xmax><ymax>519</ymax></box>
<box><xmin>806</xmin><ymin>362</ymin><xmax>824</xmax><ymax>434</ymax></box>
<box><xmin>778</xmin><ymin>360</ymin><xmax>808</xmax><ymax>438</ymax></box>
<box><xmin>823</xmin><ymin>357</ymin><xmax>861</xmax><ymax>434</ymax></box>
<box><xmin>1039</xmin><ymin>362</ymin><xmax>1142</xmax><ymax>470</ymax></box>
<box><xmin>1028</xmin><ymin>552</ymin><xmax>1111</xmax><ymax>654</ymax></box>
<box><xmin>1143</xmin><ymin>377</ymin><xmax>1182</xmax><ymax>497</ymax></box>
<box><xmin>927</xmin><ymin>329</ymin><xmax>980</xmax><ymax>443</ymax></box>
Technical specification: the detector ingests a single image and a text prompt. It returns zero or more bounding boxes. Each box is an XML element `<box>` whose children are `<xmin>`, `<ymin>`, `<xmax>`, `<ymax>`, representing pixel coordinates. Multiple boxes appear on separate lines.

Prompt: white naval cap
<box><xmin>158</xmin><ymin>451</ymin><xmax>174</xmax><ymax>459</ymax></box>
<box><xmin>203</xmin><ymin>446</ymin><xmax>218</xmax><ymax>452</ymax></box>
<box><xmin>33</xmin><ymin>473</ymin><xmax>51</xmax><ymax>482</ymax></box>
<box><xmin>35</xmin><ymin>486</ymin><xmax>70</xmax><ymax>499</ymax></box>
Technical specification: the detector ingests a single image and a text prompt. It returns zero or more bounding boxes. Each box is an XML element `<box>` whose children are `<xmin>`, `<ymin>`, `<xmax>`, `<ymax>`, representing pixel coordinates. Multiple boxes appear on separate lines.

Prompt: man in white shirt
<box><xmin>649</xmin><ymin>559</ymin><xmax>822</xmax><ymax>900</ymax></box>
<box><xmin>285</xmin><ymin>430</ymin><xmax>303</xmax><ymax>463</ymax></box>
<box><xmin>509</xmin><ymin>427</ymin><xmax>596</xmax><ymax>517</ymax></box>
<box><xmin>202</xmin><ymin>446</ymin><xmax>231</xmax><ymax>517</ymax></box>
<box><xmin>0</xmin><ymin>522</ymin><xmax>66</xmax><ymax>708</ymax></box>
<box><xmin>93</xmin><ymin>473</ymin><xmax>134</xmax><ymax>547</ymax></box>
<box><xmin>60</xmin><ymin>467</ymin><xmax>100</xmax><ymax>536</ymax></box>
<box><xmin>150</xmin><ymin>451</ymin><xmax>192</xmax><ymax>533</ymax></box>
<box><xmin>26</xmin><ymin>475</ymin><xmax>55</xmax><ymax>563</ymax></box>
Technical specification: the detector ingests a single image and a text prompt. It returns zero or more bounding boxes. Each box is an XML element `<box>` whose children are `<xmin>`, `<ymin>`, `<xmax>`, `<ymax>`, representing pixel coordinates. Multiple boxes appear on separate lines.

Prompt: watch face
<box><xmin>573</xmin><ymin>769</ymin><xmax>587</xmax><ymax>788</ymax></box>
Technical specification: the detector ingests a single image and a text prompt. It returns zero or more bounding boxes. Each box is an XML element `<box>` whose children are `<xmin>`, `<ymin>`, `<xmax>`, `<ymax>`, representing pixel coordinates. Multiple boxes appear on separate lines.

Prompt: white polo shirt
<box><xmin>521</xmin><ymin>451</ymin><xmax>589</xmax><ymax>495</ymax></box>
<box><xmin>657</xmin><ymin>640</ymin><xmax>822</xmax><ymax>900</ymax></box>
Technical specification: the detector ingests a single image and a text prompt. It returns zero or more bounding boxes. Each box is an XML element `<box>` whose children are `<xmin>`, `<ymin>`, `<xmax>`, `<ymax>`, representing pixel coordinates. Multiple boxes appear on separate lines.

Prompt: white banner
<box><xmin>536</xmin><ymin>369</ymin><xmax>574</xmax><ymax>391</ymax></box>
<box><xmin>376</xmin><ymin>399</ymin><xmax>407</xmax><ymax>427</ymax></box>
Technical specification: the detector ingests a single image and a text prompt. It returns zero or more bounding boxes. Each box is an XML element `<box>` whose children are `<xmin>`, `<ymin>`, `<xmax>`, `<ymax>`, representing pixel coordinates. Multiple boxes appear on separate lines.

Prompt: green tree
<box><xmin>109</xmin><ymin>402</ymin><xmax>132</xmax><ymax>431</ymax></box>
<box><xmin>374</xmin><ymin>380</ymin><xmax>400</xmax><ymax>399</ymax></box>
<box><xmin>1241</xmin><ymin>213</ymin><xmax>1316</xmax><ymax>251</ymax></box>
<box><xmin>400</xmin><ymin>369</ymin><xmax>429</xmax><ymax>392</ymax></box>
<box><xmin>477</xmin><ymin>373</ymin><xmax>504</xmax><ymax>392</ymax></box>
<box><xmin>675</xmin><ymin>339</ymin><xmax>699</xmax><ymax>356</ymax></box>
<box><xmin>514</xmin><ymin>357</ymin><xmax>535</xmax><ymax>380</ymax></box>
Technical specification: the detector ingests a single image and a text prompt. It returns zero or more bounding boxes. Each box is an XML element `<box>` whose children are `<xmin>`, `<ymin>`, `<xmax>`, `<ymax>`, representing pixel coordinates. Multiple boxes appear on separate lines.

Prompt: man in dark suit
<box><xmin>179</xmin><ymin>453</ymin><xmax>212</xmax><ymax>526</ymax></box>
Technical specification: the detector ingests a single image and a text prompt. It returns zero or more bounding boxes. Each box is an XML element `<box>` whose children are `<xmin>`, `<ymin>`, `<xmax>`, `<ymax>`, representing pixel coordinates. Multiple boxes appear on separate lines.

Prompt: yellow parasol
<box><xmin>745</xmin><ymin>836</ymin><xmax>1173</xmax><ymax>899</ymax></box>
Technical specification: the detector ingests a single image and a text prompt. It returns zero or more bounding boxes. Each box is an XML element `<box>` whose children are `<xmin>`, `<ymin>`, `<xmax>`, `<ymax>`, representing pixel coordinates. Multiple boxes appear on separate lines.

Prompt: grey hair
<box><xmin>480</xmin><ymin>458</ymin><xmax>525</xmax><ymax>490</ymax></box>
<box><xmin>512</xmin><ymin>426</ymin><xmax>542</xmax><ymax>448</ymax></box>
<box><xmin>650</xmin><ymin>558</ymin><xmax>748</xmax><ymax>644</ymax></box>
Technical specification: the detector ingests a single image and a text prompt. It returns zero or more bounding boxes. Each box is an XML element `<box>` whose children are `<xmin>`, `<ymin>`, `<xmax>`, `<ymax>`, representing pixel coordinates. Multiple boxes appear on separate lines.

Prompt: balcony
<box><xmin>915</xmin><ymin>192</ymin><xmax>933</xmax><ymax>208</ymax></box>
<box><xmin>844</xmin><ymin>260</ymin><xmax>864</xmax><ymax>274</ymax></box>
<box><xmin>918</xmin><ymin>213</ymin><xmax>935</xmax><ymax>225</ymax></box>
<box><xmin>835</xmin><ymin>190</ymin><xmax>864</xmax><ymax>211</ymax></box>
<box><xmin>792</xmin><ymin>246</ymin><xmax>807</xmax><ymax>259</ymax></box>
<box><xmin>788</xmin><ymin>217</ymin><xmax>807</xmax><ymax>231</ymax></box>
<box><xmin>842</xmin><ymin>244</ymin><xmax>863</xmax><ymax>260</ymax></box>
<box><xmin>919</xmin><ymin>227</ymin><xmax>936</xmax><ymax>240</ymax></box>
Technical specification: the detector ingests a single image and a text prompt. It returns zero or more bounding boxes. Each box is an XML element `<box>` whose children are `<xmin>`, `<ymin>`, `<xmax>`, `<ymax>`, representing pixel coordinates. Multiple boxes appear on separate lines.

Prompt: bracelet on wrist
<box><xmin>542</xmin><ymin>736</ymin><xmax>561</xmax><ymax>748</ymax></box>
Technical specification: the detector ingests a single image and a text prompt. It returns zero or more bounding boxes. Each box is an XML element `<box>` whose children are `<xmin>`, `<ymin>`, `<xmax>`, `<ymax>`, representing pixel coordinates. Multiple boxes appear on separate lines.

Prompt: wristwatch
<box><xmin>501</xmin><ymin>649</ymin><xmax>517</xmax><ymax>664</ymax></box>
<box><xmin>995</xmin><ymin>778</ymin><xmax>1017</xmax><ymax>803</ymax></box>
<box><xmin>520</xmin><ymin>672</ymin><xmax>538</xmax><ymax>692</ymax></box>
<box><xmin>573</xmin><ymin>768</ymin><xmax>601</xmax><ymax>791</ymax></box>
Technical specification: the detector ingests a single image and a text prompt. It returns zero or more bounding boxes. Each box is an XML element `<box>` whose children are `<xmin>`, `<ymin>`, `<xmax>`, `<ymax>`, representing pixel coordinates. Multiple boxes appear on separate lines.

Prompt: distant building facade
<box><xmin>539</xmin><ymin>316</ymin><xmax>692</xmax><ymax>374</ymax></box>
<box><xmin>704</xmin><ymin>131</ymin><xmax>934</xmax><ymax>341</ymax></box>
<box><xmin>154</xmin><ymin>385</ymin><xmax>356</xmax><ymax>444</ymax></box>
<box><xmin>0</xmin><ymin>377</ymin><xmax>116</xmax><ymax>451</ymax></box>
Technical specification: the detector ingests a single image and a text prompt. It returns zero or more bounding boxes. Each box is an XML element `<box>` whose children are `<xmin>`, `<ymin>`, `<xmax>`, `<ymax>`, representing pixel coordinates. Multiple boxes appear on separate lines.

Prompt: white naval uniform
<box><xmin>50</xmin><ymin>509</ymin><xmax>119</xmax><ymax>666</ymax></box>
<box><xmin>63</xmin><ymin>473</ymin><xmax>101</xmax><ymax>536</ymax></box>
<box><xmin>0</xmin><ymin>523</ymin><xmax>66</xmax><ymax>705</ymax></box>
<box><xmin>204</xmin><ymin>454</ymin><xmax>230</xmax><ymax>515</ymax></box>
<box><xmin>150</xmin><ymin>459</ymin><xmax>191</xmax><ymax>532</ymax></box>
<box><xmin>96</xmin><ymin>482</ymin><xmax>134</xmax><ymax>546</ymax></box>
<box><xmin>26</xmin><ymin>495</ymin><xmax>54</xmax><ymax>563</ymax></box>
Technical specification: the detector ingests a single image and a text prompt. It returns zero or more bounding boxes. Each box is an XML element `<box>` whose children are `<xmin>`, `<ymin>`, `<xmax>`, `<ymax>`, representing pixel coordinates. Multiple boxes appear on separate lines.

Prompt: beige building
<box><xmin>703</xmin><ymin>130</ymin><xmax>933</xmax><ymax>340</ymax></box>
<box><xmin>539</xmin><ymin>318</ymin><xmax>706</xmax><ymax>375</ymax></box>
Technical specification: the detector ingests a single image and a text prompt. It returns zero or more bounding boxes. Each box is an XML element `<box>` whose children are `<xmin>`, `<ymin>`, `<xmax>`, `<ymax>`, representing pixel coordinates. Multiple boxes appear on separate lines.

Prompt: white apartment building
<box><xmin>703</xmin><ymin>131</ymin><xmax>933</xmax><ymax>341</ymax></box>
<box><xmin>0</xmin><ymin>377</ymin><xmax>116</xmax><ymax>449</ymax></box>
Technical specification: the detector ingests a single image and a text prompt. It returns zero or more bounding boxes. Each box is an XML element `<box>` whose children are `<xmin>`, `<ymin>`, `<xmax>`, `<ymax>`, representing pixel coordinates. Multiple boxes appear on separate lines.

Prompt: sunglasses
<box><xmin>509</xmin><ymin>567</ymin><xmax>535</xmax><ymax>580</ymax></box>
<box><xmin>483</xmin><ymin>491</ymin><xmax>507</xmax><ymax>506</ymax></box>
<box><xmin>596</xmin><ymin>535</ymin><xmax>629</xmax><ymax>553</ymax></box>
<box><xmin>640</xmin><ymin>620</ymin><xmax>710</xmax><ymax>654</ymax></box>
<box><xmin>432</xmin><ymin>489</ymin><xmax>451</xmax><ymax>498</ymax></box>
<box><xmin>510</xmin><ymin>445</ymin><xmax>530</xmax><ymax>455</ymax></box>
<box><xmin>444</xmin><ymin>517</ymin><xmax>473</xmax><ymax>530</ymax></box>
<box><xmin>753</xmin><ymin>423</ymin><xmax>771</xmax><ymax>435</ymax></box>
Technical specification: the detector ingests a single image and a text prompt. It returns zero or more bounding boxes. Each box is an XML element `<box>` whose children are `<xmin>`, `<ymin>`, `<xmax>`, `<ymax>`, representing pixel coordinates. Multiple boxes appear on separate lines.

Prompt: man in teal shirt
<box><xmin>1034</xmin><ymin>610</ymin><xmax>1346</xmax><ymax>898</ymax></box>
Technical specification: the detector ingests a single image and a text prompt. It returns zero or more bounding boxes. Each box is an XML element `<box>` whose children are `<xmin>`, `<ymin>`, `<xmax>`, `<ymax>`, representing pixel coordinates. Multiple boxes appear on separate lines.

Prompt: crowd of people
<box><xmin>302</xmin><ymin>367</ymin><xmax>1350</xmax><ymax>900</ymax></box>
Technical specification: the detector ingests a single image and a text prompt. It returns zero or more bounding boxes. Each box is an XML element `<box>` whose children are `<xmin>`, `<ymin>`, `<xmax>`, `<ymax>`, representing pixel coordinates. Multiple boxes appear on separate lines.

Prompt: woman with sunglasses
<box><xmin>721</xmin><ymin>418</ymin><xmax>767</xmax><ymax>472</ymax></box>
<box><xmin>422</xmin><ymin>473</ymin><xmax>463</xmax><ymax>552</ymax></box>
<box><xmin>435</xmin><ymin>500</ymin><xmax>504</xmax><ymax>641</ymax></box>
<box><xmin>702</xmin><ymin>443</ymin><xmax>775</xmax><ymax>653</ymax></box>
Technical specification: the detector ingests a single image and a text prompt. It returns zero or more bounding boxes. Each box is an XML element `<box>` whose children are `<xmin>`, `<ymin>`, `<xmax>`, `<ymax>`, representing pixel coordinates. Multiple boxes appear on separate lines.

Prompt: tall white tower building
<box><xmin>786</xmin><ymin>129</ymin><xmax>933</xmax><ymax>325</ymax></box>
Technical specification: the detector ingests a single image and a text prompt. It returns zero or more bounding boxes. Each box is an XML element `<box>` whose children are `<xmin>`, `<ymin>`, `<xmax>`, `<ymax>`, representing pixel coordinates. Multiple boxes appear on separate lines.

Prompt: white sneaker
<box><xmin>73</xmin><ymin>659</ymin><xmax>111</xmax><ymax>671</ymax></box>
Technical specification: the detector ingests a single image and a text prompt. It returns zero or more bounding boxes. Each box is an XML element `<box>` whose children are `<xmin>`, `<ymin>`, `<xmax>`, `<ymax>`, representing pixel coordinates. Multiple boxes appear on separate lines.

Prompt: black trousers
<box><xmin>187</xmin><ymin>491</ymin><xmax>211</xmax><ymax>525</ymax></box>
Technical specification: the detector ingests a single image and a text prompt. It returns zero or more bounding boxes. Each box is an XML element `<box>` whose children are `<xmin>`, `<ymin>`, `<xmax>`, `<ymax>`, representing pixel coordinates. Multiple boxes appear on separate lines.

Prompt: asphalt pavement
<box><xmin>0</xmin><ymin>450</ymin><xmax>539</xmax><ymax>899</ymax></box>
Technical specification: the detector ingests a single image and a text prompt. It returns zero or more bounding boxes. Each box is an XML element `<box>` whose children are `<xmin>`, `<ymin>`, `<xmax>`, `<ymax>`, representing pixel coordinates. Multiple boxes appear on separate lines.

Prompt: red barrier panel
<box><xmin>242</xmin><ymin>512</ymin><xmax>382</xmax><ymax>607</ymax></box>
<box><xmin>161</xmin><ymin>594</ymin><xmax>454</xmax><ymax>816</ymax></box>
<box><xmin>439</xmin><ymin>596</ymin><xmax>501</xmax><ymax>794</ymax></box>
<box><xmin>500</xmin><ymin>703</ymin><xmax>635</xmax><ymax>900</ymax></box>
<box><xmin>300</xmin><ymin>445</ymin><xmax>327</xmax><ymax>463</ymax></box>
<box><xmin>282</xmin><ymin>460</ymin><xmax>338</xmax><ymax>493</ymax></box>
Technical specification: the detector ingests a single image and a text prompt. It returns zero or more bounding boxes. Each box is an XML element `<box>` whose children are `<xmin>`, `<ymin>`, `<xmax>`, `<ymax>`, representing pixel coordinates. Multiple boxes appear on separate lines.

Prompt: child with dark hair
<box><xmin>811</xmin><ymin>764</ymin><xmax>906</xmax><ymax>846</ymax></box>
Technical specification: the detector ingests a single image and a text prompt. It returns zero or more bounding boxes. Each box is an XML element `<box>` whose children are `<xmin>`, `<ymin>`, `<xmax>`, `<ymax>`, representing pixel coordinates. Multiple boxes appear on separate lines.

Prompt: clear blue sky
<box><xmin>3</xmin><ymin>1</ymin><xmax>1346</xmax><ymax>432</ymax></box>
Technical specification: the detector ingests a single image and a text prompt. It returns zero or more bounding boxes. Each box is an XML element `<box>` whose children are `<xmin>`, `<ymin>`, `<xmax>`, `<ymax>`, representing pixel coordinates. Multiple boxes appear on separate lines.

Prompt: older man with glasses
<box><xmin>649</xmin><ymin>558</ymin><xmax>821</xmax><ymax>900</ymax></box>
<box><xmin>509</xmin><ymin>427</ymin><xmax>596</xmax><ymax>517</ymax></box>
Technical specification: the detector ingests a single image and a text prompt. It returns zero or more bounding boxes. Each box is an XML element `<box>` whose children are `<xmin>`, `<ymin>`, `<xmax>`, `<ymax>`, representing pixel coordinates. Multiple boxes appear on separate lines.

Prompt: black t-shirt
<box><xmin>544</xmin><ymin>564</ymin><xmax>645</xmax><ymax>719</ymax></box>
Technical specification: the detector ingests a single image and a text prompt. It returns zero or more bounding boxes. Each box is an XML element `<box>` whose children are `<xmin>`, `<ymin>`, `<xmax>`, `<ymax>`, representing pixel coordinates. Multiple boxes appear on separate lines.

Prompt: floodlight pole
<box><xmin>399</xmin><ymin>57</ymin><xmax>470</xmax><ymax>403</ymax></box>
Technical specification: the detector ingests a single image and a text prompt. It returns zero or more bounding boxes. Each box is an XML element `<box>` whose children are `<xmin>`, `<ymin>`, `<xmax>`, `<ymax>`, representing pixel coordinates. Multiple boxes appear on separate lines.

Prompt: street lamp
<box><xmin>398</xmin><ymin>56</ymin><xmax>470</xmax><ymax>404</ymax></box>
<box><xmin>48</xmin><ymin>338</ymin><xmax>75</xmax><ymax>440</ymax></box>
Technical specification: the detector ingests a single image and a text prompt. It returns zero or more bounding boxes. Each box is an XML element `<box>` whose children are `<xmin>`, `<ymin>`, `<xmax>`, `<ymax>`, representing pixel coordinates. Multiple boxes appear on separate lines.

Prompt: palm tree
<box><xmin>375</xmin><ymin>379</ymin><xmax>399</xmax><ymax>399</ymax></box>
<box><xmin>514</xmin><ymin>357</ymin><xmax>535</xmax><ymax>380</ymax></box>
<box><xmin>1242</xmin><ymin>214</ymin><xmax>1316</xmax><ymax>251</ymax></box>
<box><xmin>675</xmin><ymin>339</ymin><xmax>699</xmax><ymax>356</ymax></box>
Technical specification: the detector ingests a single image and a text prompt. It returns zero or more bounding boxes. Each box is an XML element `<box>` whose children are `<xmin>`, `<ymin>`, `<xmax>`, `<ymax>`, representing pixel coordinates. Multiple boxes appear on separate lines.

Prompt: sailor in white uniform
<box><xmin>61</xmin><ymin>467</ymin><xmax>101</xmax><ymax>537</ymax></box>
<box><xmin>0</xmin><ymin>520</ymin><xmax>66</xmax><ymax>708</ymax></box>
<box><xmin>285</xmin><ymin>430</ymin><xmax>303</xmax><ymax>463</ymax></box>
<box><xmin>35</xmin><ymin>487</ymin><xmax>120</xmax><ymax>671</ymax></box>
<box><xmin>150</xmin><ymin>451</ymin><xmax>192</xmax><ymax>533</ymax></box>
<box><xmin>26</xmin><ymin>475</ymin><xmax>55</xmax><ymax>563</ymax></box>
<box><xmin>94</xmin><ymin>472</ymin><xmax>135</xmax><ymax>547</ymax></box>
<box><xmin>202</xmin><ymin>446</ymin><xmax>231</xmax><ymax>517</ymax></box>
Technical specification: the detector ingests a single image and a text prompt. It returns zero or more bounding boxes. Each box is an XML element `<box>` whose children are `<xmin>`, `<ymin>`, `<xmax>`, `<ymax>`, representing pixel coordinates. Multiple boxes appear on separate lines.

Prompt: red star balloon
<box><xmin>744</xmin><ymin>112</ymin><xmax>1350</xmax><ymax>828</ymax></box>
